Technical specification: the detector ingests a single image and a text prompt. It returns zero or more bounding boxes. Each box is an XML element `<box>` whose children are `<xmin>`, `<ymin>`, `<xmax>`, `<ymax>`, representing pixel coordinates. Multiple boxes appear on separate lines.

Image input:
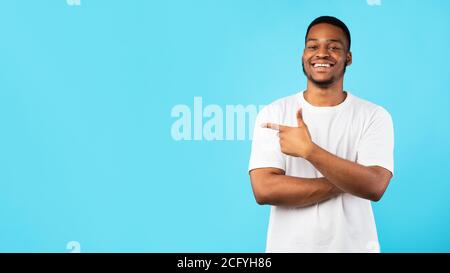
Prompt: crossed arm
<box><xmin>250</xmin><ymin>167</ymin><xmax>342</xmax><ymax>207</ymax></box>
<box><xmin>249</xmin><ymin>109</ymin><xmax>393</xmax><ymax>207</ymax></box>
<box><xmin>249</xmin><ymin>147</ymin><xmax>392</xmax><ymax>207</ymax></box>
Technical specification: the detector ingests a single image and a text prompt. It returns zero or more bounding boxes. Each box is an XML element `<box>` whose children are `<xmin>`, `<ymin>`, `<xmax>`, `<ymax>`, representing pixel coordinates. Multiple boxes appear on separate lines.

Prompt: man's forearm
<box><xmin>306</xmin><ymin>144</ymin><xmax>387</xmax><ymax>201</ymax></box>
<box><xmin>258</xmin><ymin>174</ymin><xmax>342</xmax><ymax>207</ymax></box>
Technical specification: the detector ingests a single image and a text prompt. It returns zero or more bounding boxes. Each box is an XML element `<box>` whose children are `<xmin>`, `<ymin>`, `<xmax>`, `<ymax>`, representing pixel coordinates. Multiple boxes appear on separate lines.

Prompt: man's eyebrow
<box><xmin>306</xmin><ymin>38</ymin><xmax>344</xmax><ymax>44</ymax></box>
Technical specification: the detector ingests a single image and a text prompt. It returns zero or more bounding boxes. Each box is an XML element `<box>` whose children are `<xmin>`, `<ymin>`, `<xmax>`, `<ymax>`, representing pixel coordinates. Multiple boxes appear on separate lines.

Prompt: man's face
<box><xmin>302</xmin><ymin>23</ymin><xmax>352</xmax><ymax>88</ymax></box>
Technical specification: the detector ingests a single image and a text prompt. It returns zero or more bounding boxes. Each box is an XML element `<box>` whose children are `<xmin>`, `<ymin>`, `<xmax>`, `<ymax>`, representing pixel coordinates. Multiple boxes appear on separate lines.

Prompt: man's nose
<box><xmin>315</xmin><ymin>46</ymin><xmax>330</xmax><ymax>58</ymax></box>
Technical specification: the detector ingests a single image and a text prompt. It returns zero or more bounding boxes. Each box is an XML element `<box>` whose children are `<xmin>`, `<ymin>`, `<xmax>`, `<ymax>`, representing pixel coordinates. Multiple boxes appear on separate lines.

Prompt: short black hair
<box><xmin>305</xmin><ymin>16</ymin><xmax>351</xmax><ymax>51</ymax></box>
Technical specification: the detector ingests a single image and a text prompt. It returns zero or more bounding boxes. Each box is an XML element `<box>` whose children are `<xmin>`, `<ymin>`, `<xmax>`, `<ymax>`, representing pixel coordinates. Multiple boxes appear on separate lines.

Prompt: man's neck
<box><xmin>304</xmin><ymin>81</ymin><xmax>347</xmax><ymax>107</ymax></box>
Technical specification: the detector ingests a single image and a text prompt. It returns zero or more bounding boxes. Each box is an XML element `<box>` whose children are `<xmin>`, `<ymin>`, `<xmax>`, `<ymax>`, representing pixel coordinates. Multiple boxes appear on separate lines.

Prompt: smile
<box><xmin>311</xmin><ymin>63</ymin><xmax>335</xmax><ymax>73</ymax></box>
<box><xmin>313</xmin><ymin>63</ymin><xmax>332</xmax><ymax>68</ymax></box>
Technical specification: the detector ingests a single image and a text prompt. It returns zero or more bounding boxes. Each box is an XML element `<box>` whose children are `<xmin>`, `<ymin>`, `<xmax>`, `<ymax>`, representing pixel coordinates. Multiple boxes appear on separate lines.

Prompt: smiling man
<box><xmin>248</xmin><ymin>16</ymin><xmax>394</xmax><ymax>253</ymax></box>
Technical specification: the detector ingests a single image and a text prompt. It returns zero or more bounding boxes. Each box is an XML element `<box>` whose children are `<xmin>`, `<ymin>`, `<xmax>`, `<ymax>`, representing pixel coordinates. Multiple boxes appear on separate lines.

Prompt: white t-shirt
<box><xmin>248</xmin><ymin>91</ymin><xmax>394</xmax><ymax>253</ymax></box>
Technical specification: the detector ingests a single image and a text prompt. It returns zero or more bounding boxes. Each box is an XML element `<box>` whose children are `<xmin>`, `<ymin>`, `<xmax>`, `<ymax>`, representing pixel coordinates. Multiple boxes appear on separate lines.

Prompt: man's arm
<box><xmin>249</xmin><ymin>167</ymin><xmax>342</xmax><ymax>207</ymax></box>
<box><xmin>263</xmin><ymin>108</ymin><xmax>393</xmax><ymax>202</ymax></box>
<box><xmin>306</xmin><ymin>145</ymin><xmax>392</xmax><ymax>202</ymax></box>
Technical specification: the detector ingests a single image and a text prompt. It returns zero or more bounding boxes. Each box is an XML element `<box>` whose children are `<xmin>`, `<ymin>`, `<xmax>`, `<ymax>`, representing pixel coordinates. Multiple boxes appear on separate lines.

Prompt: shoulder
<box><xmin>349</xmin><ymin>93</ymin><xmax>393</xmax><ymax>122</ymax></box>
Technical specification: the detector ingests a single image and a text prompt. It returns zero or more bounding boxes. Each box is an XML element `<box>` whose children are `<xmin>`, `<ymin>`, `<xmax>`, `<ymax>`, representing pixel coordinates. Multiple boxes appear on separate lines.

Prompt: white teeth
<box><xmin>313</xmin><ymin>63</ymin><xmax>331</xmax><ymax>68</ymax></box>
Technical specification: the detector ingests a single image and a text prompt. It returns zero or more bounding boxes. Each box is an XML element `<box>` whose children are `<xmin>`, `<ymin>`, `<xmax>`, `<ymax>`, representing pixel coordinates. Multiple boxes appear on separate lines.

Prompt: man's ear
<box><xmin>346</xmin><ymin>51</ymin><xmax>352</xmax><ymax>66</ymax></box>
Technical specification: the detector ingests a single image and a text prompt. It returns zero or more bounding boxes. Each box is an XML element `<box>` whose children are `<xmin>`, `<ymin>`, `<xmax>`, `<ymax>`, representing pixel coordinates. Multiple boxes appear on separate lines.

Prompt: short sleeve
<box><xmin>248</xmin><ymin>105</ymin><xmax>286</xmax><ymax>173</ymax></box>
<box><xmin>356</xmin><ymin>106</ymin><xmax>395</xmax><ymax>175</ymax></box>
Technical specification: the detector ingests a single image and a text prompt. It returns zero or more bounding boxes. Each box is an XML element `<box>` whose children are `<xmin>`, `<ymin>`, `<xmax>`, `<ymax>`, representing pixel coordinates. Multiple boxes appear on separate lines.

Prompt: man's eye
<box><xmin>307</xmin><ymin>46</ymin><xmax>318</xmax><ymax>50</ymax></box>
<box><xmin>329</xmin><ymin>46</ymin><xmax>341</xmax><ymax>51</ymax></box>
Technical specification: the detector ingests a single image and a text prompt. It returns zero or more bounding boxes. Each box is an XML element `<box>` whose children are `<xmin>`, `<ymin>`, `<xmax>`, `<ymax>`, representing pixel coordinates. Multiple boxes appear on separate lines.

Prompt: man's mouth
<box><xmin>311</xmin><ymin>62</ymin><xmax>335</xmax><ymax>72</ymax></box>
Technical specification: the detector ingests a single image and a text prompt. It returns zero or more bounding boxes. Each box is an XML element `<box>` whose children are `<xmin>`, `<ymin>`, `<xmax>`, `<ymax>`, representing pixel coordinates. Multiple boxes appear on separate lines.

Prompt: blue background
<box><xmin>0</xmin><ymin>0</ymin><xmax>449</xmax><ymax>252</ymax></box>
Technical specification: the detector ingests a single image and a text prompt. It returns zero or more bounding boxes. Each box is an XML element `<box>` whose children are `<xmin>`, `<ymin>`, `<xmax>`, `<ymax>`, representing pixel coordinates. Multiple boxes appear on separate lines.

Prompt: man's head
<box><xmin>302</xmin><ymin>16</ymin><xmax>352</xmax><ymax>88</ymax></box>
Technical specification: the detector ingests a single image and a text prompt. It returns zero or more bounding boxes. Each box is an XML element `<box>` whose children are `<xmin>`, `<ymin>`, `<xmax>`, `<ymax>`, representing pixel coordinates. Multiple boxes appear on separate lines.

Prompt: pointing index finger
<box><xmin>261</xmin><ymin>123</ymin><xmax>284</xmax><ymax>131</ymax></box>
<box><xmin>261</xmin><ymin>123</ymin><xmax>278</xmax><ymax>130</ymax></box>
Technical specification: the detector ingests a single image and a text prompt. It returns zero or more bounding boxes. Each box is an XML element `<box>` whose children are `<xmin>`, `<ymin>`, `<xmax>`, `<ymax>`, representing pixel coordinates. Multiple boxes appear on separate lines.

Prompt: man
<box><xmin>248</xmin><ymin>16</ymin><xmax>394</xmax><ymax>253</ymax></box>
